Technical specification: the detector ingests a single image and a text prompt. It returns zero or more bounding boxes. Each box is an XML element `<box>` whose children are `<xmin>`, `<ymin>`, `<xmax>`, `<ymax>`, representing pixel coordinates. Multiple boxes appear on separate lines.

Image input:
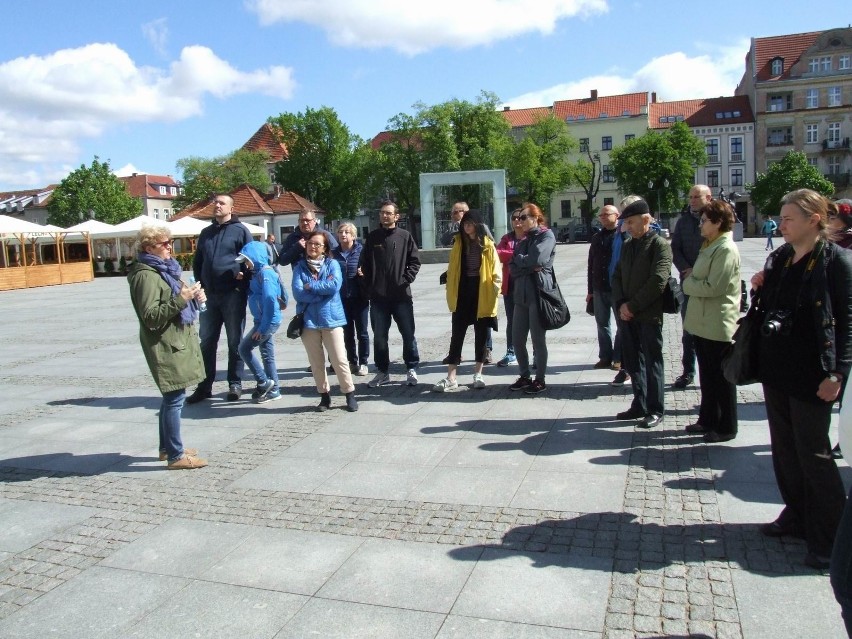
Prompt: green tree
<box><xmin>571</xmin><ymin>146</ymin><xmax>602</xmax><ymax>221</ymax></box>
<box><xmin>173</xmin><ymin>149</ymin><xmax>272</xmax><ymax>212</ymax></box>
<box><xmin>270</xmin><ymin>106</ymin><xmax>370</xmax><ymax>219</ymax></box>
<box><xmin>372</xmin><ymin>92</ymin><xmax>512</xmax><ymax>217</ymax></box>
<box><xmin>609</xmin><ymin>121</ymin><xmax>707</xmax><ymax>213</ymax></box>
<box><xmin>505</xmin><ymin>113</ymin><xmax>576</xmax><ymax>215</ymax></box>
<box><xmin>47</xmin><ymin>157</ymin><xmax>142</xmax><ymax>226</ymax></box>
<box><xmin>746</xmin><ymin>150</ymin><xmax>835</xmax><ymax>215</ymax></box>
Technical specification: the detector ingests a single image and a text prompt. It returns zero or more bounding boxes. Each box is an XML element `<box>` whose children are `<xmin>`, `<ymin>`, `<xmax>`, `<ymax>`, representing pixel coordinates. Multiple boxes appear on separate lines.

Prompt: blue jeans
<box><xmin>765</xmin><ymin>232</ymin><xmax>774</xmax><ymax>250</ymax></box>
<box><xmin>503</xmin><ymin>294</ymin><xmax>515</xmax><ymax>355</ymax></box>
<box><xmin>342</xmin><ymin>297</ymin><xmax>370</xmax><ymax>367</ymax></box>
<box><xmin>238</xmin><ymin>323</ymin><xmax>280</xmax><ymax>392</ymax></box>
<box><xmin>832</xmin><ymin>486</ymin><xmax>852</xmax><ymax>636</ymax></box>
<box><xmin>198</xmin><ymin>289</ymin><xmax>247</xmax><ymax>391</ymax></box>
<box><xmin>159</xmin><ymin>389</ymin><xmax>186</xmax><ymax>462</ymax></box>
<box><xmin>593</xmin><ymin>290</ymin><xmax>614</xmax><ymax>361</ymax></box>
<box><xmin>370</xmin><ymin>298</ymin><xmax>419</xmax><ymax>373</ymax></box>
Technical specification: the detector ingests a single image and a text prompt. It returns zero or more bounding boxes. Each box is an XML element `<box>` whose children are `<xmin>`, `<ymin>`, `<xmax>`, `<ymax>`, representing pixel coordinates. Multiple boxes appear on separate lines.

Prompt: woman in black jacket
<box><xmin>751</xmin><ymin>188</ymin><xmax>852</xmax><ymax>571</ymax></box>
<box><xmin>332</xmin><ymin>222</ymin><xmax>370</xmax><ymax>376</ymax></box>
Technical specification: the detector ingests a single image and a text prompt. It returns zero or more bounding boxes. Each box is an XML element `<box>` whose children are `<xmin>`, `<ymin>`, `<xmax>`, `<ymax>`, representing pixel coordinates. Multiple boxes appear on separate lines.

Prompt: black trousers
<box><xmin>694</xmin><ymin>336</ymin><xmax>738</xmax><ymax>436</ymax></box>
<box><xmin>620</xmin><ymin>319</ymin><xmax>665</xmax><ymax>416</ymax></box>
<box><xmin>763</xmin><ymin>384</ymin><xmax>846</xmax><ymax>557</ymax></box>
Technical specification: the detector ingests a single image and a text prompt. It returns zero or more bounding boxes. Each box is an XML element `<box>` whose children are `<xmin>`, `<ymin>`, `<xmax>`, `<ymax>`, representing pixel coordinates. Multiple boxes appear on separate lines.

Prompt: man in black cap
<box><xmin>611</xmin><ymin>196</ymin><xmax>673</xmax><ymax>428</ymax></box>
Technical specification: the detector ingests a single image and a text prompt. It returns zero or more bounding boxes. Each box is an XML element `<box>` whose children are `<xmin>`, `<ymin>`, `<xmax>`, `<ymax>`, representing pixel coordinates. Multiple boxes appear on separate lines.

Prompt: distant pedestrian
<box><xmin>586</xmin><ymin>204</ymin><xmax>621</xmax><ymax>370</ymax></box>
<box><xmin>762</xmin><ymin>215</ymin><xmax>778</xmax><ymax>250</ymax></box>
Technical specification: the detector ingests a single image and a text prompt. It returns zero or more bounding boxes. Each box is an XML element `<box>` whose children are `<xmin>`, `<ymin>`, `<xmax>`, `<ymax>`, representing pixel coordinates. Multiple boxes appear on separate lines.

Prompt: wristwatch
<box><xmin>828</xmin><ymin>374</ymin><xmax>841</xmax><ymax>383</ymax></box>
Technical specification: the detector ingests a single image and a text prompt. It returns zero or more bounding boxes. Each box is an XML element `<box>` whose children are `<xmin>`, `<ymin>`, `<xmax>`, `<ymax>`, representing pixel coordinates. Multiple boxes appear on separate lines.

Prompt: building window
<box><xmin>601</xmin><ymin>136</ymin><xmax>612</xmax><ymax>151</ymax></box>
<box><xmin>806</xmin><ymin>89</ymin><xmax>819</xmax><ymax>109</ymax></box>
<box><xmin>706</xmin><ymin>138</ymin><xmax>719</xmax><ymax>163</ymax></box>
<box><xmin>163</xmin><ymin>209</ymin><xmax>170</xmax><ymax>218</ymax></box>
<box><xmin>808</xmin><ymin>156</ymin><xmax>819</xmax><ymax>167</ymax></box>
<box><xmin>828</xmin><ymin>122</ymin><xmax>842</xmax><ymax>144</ymax></box>
<box><xmin>841</xmin><ymin>55</ymin><xmax>851</xmax><ymax>70</ymax></box>
<box><xmin>153</xmin><ymin>208</ymin><xmax>159</xmax><ymax>217</ymax></box>
<box><xmin>771</xmin><ymin>58</ymin><xmax>783</xmax><ymax>75</ymax></box>
<box><xmin>828</xmin><ymin>87</ymin><xmax>842</xmax><ymax>107</ymax></box>
<box><xmin>806</xmin><ymin>123</ymin><xmax>819</xmax><ymax>144</ymax></box>
<box><xmin>159</xmin><ymin>186</ymin><xmax>167</xmax><ymax>195</ymax></box>
<box><xmin>706</xmin><ymin>170</ymin><xmax>719</xmax><ymax>188</ymax></box>
<box><xmin>170</xmin><ymin>186</ymin><xmax>177</xmax><ymax>196</ymax></box>
<box><xmin>767</xmin><ymin>94</ymin><xmax>791</xmax><ymax>112</ymax></box>
<box><xmin>731</xmin><ymin>168</ymin><xmax>743</xmax><ymax>187</ymax></box>
<box><xmin>829</xmin><ymin>156</ymin><xmax>841</xmax><ymax>175</ymax></box>
<box><xmin>602</xmin><ymin>165</ymin><xmax>615</xmax><ymax>183</ymax></box>
<box><xmin>768</xmin><ymin>127</ymin><xmax>793</xmax><ymax>146</ymax></box>
<box><xmin>604</xmin><ymin>197</ymin><xmax>614</xmax><ymax>206</ymax></box>
<box><xmin>560</xmin><ymin>200</ymin><xmax>572</xmax><ymax>218</ymax></box>
<box><xmin>730</xmin><ymin>136</ymin><xmax>743</xmax><ymax>162</ymax></box>
<box><xmin>579</xmin><ymin>138</ymin><xmax>589</xmax><ymax>152</ymax></box>
<box><xmin>624</xmin><ymin>134</ymin><xmax>635</xmax><ymax>142</ymax></box>
<box><xmin>809</xmin><ymin>56</ymin><xmax>832</xmax><ymax>73</ymax></box>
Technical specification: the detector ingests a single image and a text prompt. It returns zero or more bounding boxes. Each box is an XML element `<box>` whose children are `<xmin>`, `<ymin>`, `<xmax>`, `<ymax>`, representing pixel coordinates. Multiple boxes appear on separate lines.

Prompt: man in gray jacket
<box><xmin>611</xmin><ymin>198</ymin><xmax>673</xmax><ymax>428</ymax></box>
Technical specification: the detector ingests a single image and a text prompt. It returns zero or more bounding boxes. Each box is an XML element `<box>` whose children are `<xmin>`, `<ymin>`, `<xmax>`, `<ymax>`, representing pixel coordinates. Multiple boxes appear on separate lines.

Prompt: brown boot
<box><xmin>159</xmin><ymin>447</ymin><xmax>197</xmax><ymax>462</ymax></box>
<box><xmin>167</xmin><ymin>454</ymin><xmax>208</xmax><ymax>470</ymax></box>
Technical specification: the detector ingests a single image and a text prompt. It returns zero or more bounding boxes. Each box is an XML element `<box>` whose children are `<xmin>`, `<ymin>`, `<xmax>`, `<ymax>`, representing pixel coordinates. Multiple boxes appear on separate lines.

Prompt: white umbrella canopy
<box><xmin>242</xmin><ymin>221</ymin><xmax>266</xmax><ymax>236</ymax></box>
<box><xmin>65</xmin><ymin>219</ymin><xmax>118</xmax><ymax>238</ymax></box>
<box><xmin>169</xmin><ymin>216</ymin><xmax>210</xmax><ymax>237</ymax></box>
<box><xmin>110</xmin><ymin>214</ymin><xmax>168</xmax><ymax>238</ymax></box>
<box><xmin>0</xmin><ymin>215</ymin><xmax>52</xmax><ymax>238</ymax></box>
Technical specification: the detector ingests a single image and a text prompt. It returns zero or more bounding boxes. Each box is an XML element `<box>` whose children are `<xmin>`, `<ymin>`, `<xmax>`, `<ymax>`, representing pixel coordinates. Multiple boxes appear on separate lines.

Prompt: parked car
<box><xmin>556</xmin><ymin>221</ymin><xmax>601</xmax><ymax>244</ymax></box>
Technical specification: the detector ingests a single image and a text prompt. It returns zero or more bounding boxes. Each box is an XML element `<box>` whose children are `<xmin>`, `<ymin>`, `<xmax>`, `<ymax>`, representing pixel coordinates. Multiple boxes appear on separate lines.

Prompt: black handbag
<box><xmin>286</xmin><ymin>313</ymin><xmax>304</xmax><ymax>339</ymax></box>
<box><xmin>740</xmin><ymin>280</ymin><xmax>749</xmax><ymax>313</ymax></box>
<box><xmin>662</xmin><ymin>276</ymin><xmax>682</xmax><ymax>314</ymax></box>
<box><xmin>721</xmin><ymin>293</ymin><xmax>762</xmax><ymax>385</ymax></box>
<box><xmin>536</xmin><ymin>270</ymin><xmax>570</xmax><ymax>330</ymax></box>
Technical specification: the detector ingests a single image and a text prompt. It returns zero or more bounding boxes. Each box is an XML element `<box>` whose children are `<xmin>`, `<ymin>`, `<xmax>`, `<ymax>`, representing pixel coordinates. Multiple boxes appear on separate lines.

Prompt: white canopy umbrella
<box><xmin>111</xmin><ymin>214</ymin><xmax>168</xmax><ymax>238</ymax></box>
<box><xmin>169</xmin><ymin>216</ymin><xmax>210</xmax><ymax>237</ymax></box>
<box><xmin>242</xmin><ymin>221</ymin><xmax>266</xmax><ymax>236</ymax></box>
<box><xmin>0</xmin><ymin>215</ymin><xmax>51</xmax><ymax>238</ymax></box>
<box><xmin>65</xmin><ymin>219</ymin><xmax>118</xmax><ymax>237</ymax></box>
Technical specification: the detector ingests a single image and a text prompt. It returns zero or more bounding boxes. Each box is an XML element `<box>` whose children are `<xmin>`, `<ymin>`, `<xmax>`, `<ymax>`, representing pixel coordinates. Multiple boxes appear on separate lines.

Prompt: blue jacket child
<box><xmin>235</xmin><ymin>241</ymin><xmax>287</xmax><ymax>402</ymax></box>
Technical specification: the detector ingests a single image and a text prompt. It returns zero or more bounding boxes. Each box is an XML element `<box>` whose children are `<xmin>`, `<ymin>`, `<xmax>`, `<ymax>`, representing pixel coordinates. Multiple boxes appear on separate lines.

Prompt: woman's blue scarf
<box><xmin>136</xmin><ymin>252</ymin><xmax>198</xmax><ymax>325</ymax></box>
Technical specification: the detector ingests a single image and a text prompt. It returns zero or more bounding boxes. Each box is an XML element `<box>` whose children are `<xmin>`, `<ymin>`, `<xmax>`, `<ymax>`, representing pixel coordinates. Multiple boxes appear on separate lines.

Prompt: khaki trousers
<box><xmin>301</xmin><ymin>327</ymin><xmax>354</xmax><ymax>394</ymax></box>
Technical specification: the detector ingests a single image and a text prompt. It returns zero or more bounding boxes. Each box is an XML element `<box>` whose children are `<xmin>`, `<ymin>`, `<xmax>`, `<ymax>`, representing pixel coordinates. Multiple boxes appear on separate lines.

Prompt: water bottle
<box><xmin>187</xmin><ymin>276</ymin><xmax>207</xmax><ymax>312</ymax></box>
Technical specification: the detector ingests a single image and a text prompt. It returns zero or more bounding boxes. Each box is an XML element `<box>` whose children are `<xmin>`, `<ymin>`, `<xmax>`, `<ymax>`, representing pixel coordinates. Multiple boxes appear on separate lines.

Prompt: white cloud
<box><xmin>142</xmin><ymin>17</ymin><xmax>169</xmax><ymax>57</ymax></box>
<box><xmin>113</xmin><ymin>163</ymin><xmax>143</xmax><ymax>177</ymax></box>
<box><xmin>0</xmin><ymin>43</ymin><xmax>296</xmax><ymax>189</ymax></box>
<box><xmin>504</xmin><ymin>39</ymin><xmax>750</xmax><ymax>109</ymax></box>
<box><xmin>247</xmin><ymin>0</ymin><xmax>609</xmax><ymax>55</ymax></box>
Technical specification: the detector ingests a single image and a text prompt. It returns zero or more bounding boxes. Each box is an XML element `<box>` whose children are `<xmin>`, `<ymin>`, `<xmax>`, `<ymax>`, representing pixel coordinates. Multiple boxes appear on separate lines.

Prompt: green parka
<box><xmin>611</xmin><ymin>231</ymin><xmax>673</xmax><ymax>324</ymax></box>
<box><xmin>127</xmin><ymin>261</ymin><xmax>205</xmax><ymax>393</ymax></box>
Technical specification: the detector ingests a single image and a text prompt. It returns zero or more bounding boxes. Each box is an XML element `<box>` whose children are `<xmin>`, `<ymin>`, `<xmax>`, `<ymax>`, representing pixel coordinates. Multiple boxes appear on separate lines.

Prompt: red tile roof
<box><xmin>119</xmin><ymin>174</ymin><xmax>180</xmax><ymax>199</ymax></box>
<box><xmin>171</xmin><ymin>184</ymin><xmax>322</xmax><ymax>220</ymax></box>
<box><xmin>500</xmin><ymin>106</ymin><xmax>553</xmax><ymax>127</ymax></box>
<box><xmin>241</xmin><ymin>123</ymin><xmax>288</xmax><ymax>162</ymax></box>
<box><xmin>752</xmin><ymin>31</ymin><xmax>821</xmax><ymax>82</ymax></box>
<box><xmin>649</xmin><ymin>96</ymin><xmax>753</xmax><ymax>129</ymax></box>
<box><xmin>552</xmin><ymin>91</ymin><xmax>649</xmax><ymax>121</ymax></box>
<box><xmin>370</xmin><ymin>129</ymin><xmax>425</xmax><ymax>151</ymax></box>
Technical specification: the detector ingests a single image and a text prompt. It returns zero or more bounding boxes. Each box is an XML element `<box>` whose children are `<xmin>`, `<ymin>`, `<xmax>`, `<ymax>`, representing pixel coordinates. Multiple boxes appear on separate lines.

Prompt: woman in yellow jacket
<box><xmin>433</xmin><ymin>210</ymin><xmax>501</xmax><ymax>391</ymax></box>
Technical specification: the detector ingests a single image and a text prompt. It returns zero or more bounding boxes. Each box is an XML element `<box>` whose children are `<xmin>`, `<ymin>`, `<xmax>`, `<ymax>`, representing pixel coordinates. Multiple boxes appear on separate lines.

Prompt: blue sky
<box><xmin>0</xmin><ymin>0</ymin><xmax>843</xmax><ymax>191</ymax></box>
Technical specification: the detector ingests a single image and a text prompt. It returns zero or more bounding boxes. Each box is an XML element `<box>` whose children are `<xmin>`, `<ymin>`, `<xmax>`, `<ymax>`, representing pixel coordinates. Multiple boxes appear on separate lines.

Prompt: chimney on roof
<box><xmin>651</xmin><ymin>92</ymin><xmax>657</xmax><ymax>103</ymax></box>
<box><xmin>503</xmin><ymin>106</ymin><xmax>510</xmax><ymax>111</ymax></box>
<box><xmin>132</xmin><ymin>172</ymin><xmax>138</xmax><ymax>177</ymax></box>
<box><xmin>591</xmin><ymin>89</ymin><xmax>598</xmax><ymax>100</ymax></box>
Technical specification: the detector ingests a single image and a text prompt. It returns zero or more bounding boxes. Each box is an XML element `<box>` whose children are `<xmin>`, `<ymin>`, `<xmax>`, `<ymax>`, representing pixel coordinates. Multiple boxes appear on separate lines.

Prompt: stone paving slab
<box><xmin>0</xmin><ymin>238</ymin><xmax>847</xmax><ymax>637</ymax></box>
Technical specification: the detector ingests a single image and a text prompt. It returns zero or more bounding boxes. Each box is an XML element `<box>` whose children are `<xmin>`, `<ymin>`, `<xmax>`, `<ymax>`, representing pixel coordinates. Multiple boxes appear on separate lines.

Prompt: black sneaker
<box><xmin>186</xmin><ymin>388</ymin><xmax>212</xmax><ymax>404</ymax></box>
<box><xmin>524</xmin><ymin>380</ymin><xmax>547</xmax><ymax>394</ymax></box>
<box><xmin>673</xmin><ymin>374</ymin><xmax>694</xmax><ymax>389</ymax></box>
<box><xmin>227</xmin><ymin>384</ymin><xmax>242</xmax><ymax>402</ymax></box>
<box><xmin>253</xmin><ymin>379</ymin><xmax>274</xmax><ymax>401</ymax></box>
<box><xmin>610</xmin><ymin>370</ymin><xmax>629</xmax><ymax>386</ymax></box>
<box><xmin>509</xmin><ymin>376</ymin><xmax>532</xmax><ymax>391</ymax></box>
<box><xmin>616</xmin><ymin>407</ymin><xmax>645</xmax><ymax>420</ymax></box>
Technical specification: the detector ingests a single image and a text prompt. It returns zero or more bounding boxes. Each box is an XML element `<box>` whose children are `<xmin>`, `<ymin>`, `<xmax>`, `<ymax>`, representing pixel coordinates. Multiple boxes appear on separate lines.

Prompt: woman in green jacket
<box><xmin>127</xmin><ymin>223</ymin><xmax>208</xmax><ymax>469</ymax></box>
<box><xmin>682</xmin><ymin>200</ymin><xmax>741</xmax><ymax>442</ymax></box>
<box><xmin>433</xmin><ymin>211</ymin><xmax>501</xmax><ymax>391</ymax></box>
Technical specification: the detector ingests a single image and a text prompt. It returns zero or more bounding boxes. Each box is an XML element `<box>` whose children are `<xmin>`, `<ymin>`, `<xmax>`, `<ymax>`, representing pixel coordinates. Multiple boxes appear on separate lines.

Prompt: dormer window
<box><xmin>159</xmin><ymin>186</ymin><xmax>167</xmax><ymax>195</ymax></box>
<box><xmin>771</xmin><ymin>57</ymin><xmax>784</xmax><ymax>76</ymax></box>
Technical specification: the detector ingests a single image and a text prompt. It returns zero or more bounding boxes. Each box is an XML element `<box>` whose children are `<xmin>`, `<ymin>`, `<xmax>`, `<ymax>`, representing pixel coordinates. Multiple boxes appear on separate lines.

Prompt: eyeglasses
<box><xmin>452</xmin><ymin>209</ymin><xmax>467</xmax><ymax>214</ymax></box>
<box><xmin>306</xmin><ymin>241</ymin><xmax>325</xmax><ymax>248</ymax></box>
<box><xmin>153</xmin><ymin>240</ymin><xmax>172</xmax><ymax>249</ymax></box>
<box><xmin>698</xmin><ymin>218</ymin><xmax>708</xmax><ymax>225</ymax></box>
<box><xmin>511</xmin><ymin>214</ymin><xmax>529</xmax><ymax>222</ymax></box>
<box><xmin>379</xmin><ymin>210</ymin><xmax>397</xmax><ymax>215</ymax></box>
<box><xmin>299</xmin><ymin>218</ymin><xmax>315</xmax><ymax>224</ymax></box>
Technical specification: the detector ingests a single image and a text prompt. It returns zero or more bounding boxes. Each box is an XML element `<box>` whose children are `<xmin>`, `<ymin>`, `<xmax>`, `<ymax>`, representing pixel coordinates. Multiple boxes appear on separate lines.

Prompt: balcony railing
<box><xmin>730</xmin><ymin>153</ymin><xmax>743</xmax><ymax>162</ymax></box>
<box><xmin>707</xmin><ymin>154</ymin><xmax>719</xmax><ymax>164</ymax></box>
<box><xmin>767</xmin><ymin>136</ymin><xmax>793</xmax><ymax>147</ymax></box>
<box><xmin>822</xmin><ymin>138</ymin><xmax>851</xmax><ymax>151</ymax></box>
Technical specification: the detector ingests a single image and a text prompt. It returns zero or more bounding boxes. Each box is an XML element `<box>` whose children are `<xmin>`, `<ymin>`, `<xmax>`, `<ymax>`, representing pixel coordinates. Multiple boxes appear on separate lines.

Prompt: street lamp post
<box><xmin>647</xmin><ymin>179</ymin><xmax>669</xmax><ymax>214</ymax></box>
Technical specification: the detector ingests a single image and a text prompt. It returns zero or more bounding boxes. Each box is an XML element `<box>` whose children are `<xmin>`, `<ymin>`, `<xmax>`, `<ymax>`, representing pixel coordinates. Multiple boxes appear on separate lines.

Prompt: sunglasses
<box><xmin>153</xmin><ymin>240</ymin><xmax>172</xmax><ymax>249</ymax></box>
<box><xmin>511</xmin><ymin>214</ymin><xmax>529</xmax><ymax>222</ymax></box>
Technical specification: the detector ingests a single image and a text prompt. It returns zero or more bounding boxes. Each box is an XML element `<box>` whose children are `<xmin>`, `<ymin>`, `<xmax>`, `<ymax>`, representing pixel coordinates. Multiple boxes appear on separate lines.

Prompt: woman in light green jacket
<box><xmin>682</xmin><ymin>200</ymin><xmax>741</xmax><ymax>442</ymax></box>
<box><xmin>127</xmin><ymin>222</ymin><xmax>208</xmax><ymax>469</ymax></box>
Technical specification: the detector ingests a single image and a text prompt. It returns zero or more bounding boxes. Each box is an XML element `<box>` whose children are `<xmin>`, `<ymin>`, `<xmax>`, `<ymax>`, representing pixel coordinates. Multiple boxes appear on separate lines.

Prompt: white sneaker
<box><xmin>368</xmin><ymin>372</ymin><xmax>390</xmax><ymax>387</ymax></box>
<box><xmin>406</xmin><ymin>369</ymin><xmax>418</xmax><ymax>386</ymax></box>
<box><xmin>432</xmin><ymin>377</ymin><xmax>458</xmax><ymax>392</ymax></box>
<box><xmin>357</xmin><ymin>364</ymin><xmax>369</xmax><ymax>376</ymax></box>
<box><xmin>472</xmin><ymin>373</ymin><xmax>486</xmax><ymax>389</ymax></box>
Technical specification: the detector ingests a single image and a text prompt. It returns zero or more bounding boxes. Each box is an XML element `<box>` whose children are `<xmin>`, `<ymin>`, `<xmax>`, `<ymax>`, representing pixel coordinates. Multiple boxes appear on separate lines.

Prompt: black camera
<box><xmin>761</xmin><ymin>309</ymin><xmax>793</xmax><ymax>337</ymax></box>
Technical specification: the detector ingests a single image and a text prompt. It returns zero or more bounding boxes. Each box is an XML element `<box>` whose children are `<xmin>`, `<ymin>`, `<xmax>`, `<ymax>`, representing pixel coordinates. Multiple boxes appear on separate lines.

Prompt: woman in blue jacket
<box><xmin>293</xmin><ymin>231</ymin><xmax>358</xmax><ymax>412</ymax></box>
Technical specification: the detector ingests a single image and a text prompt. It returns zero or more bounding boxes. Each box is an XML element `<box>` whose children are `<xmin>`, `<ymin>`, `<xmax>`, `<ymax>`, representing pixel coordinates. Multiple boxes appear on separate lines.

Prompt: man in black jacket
<box><xmin>187</xmin><ymin>194</ymin><xmax>253</xmax><ymax>403</ymax></box>
<box><xmin>586</xmin><ymin>205</ymin><xmax>621</xmax><ymax>369</ymax></box>
<box><xmin>278</xmin><ymin>210</ymin><xmax>338</xmax><ymax>270</ymax></box>
<box><xmin>360</xmin><ymin>201</ymin><xmax>421</xmax><ymax>387</ymax></box>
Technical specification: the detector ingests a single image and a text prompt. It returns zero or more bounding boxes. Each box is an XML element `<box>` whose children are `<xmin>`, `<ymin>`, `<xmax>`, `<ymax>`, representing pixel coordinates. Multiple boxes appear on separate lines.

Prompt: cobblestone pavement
<box><xmin>0</xmin><ymin>238</ymin><xmax>846</xmax><ymax>638</ymax></box>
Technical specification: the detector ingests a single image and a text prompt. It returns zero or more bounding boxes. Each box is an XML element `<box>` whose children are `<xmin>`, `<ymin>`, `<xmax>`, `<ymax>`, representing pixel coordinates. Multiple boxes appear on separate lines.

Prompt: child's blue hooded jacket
<box><xmin>238</xmin><ymin>241</ymin><xmax>284</xmax><ymax>334</ymax></box>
